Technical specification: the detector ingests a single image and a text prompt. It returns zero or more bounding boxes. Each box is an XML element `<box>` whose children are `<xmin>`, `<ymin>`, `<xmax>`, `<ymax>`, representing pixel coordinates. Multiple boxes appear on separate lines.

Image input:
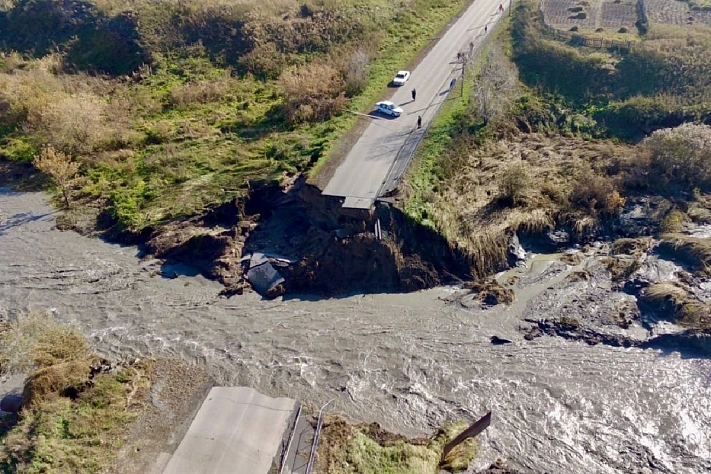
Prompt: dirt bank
<box><xmin>69</xmin><ymin>175</ymin><xmax>483</xmax><ymax>298</ymax></box>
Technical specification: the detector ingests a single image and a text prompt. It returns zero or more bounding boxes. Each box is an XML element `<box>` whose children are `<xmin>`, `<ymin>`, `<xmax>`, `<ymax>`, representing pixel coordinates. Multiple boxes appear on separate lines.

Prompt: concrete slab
<box><xmin>162</xmin><ymin>387</ymin><xmax>298</xmax><ymax>474</ymax></box>
<box><xmin>342</xmin><ymin>196</ymin><xmax>374</xmax><ymax>209</ymax></box>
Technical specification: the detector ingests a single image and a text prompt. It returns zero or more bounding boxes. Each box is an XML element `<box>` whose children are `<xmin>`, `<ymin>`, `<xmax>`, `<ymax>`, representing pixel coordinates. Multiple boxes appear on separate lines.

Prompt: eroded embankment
<box><xmin>2</xmin><ymin>187</ymin><xmax>711</xmax><ymax>473</ymax></box>
<box><xmin>107</xmin><ymin>179</ymin><xmax>506</xmax><ymax>298</ymax></box>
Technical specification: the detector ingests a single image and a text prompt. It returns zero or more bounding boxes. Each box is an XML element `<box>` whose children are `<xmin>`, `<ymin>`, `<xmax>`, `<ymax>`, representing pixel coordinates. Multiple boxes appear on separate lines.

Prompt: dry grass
<box><xmin>610</xmin><ymin>237</ymin><xmax>653</xmax><ymax>256</ymax></box>
<box><xmin>660</xmin><ymin>233</ymin><xmax>711</xmax><ymax>273</ymax></box>
<box><xmin>423</xmin><ymin>133</ymin><xmax>633</xmax><ymax>274</ymax></box>
<box><xmin>641</xmin><ymin>282</ymin><xmax>711</xmax><ymax>329</ymax></box>
<box><xmin>0</xmin><ymin>312</ymin><xmax>152</xmax><ymax>474</ymax></box>
<box><xmin>0</xmin><ymin>310</ymin><xmax>92</xmax><ymax>374</ymax></box>
<box><xmin>21</xmin><ymin>359</ymin><xmax>94</xmax><ymax>407</ymax></box>
<box><xmin>463</xmin><ymin>278</ymin><xmax>515</xmax><ymax>305</ymax></box>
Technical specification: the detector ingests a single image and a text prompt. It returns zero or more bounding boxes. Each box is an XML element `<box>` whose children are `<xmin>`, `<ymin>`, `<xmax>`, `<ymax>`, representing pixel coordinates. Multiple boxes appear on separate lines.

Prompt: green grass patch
<box><xmin>0</xmin><ymin>372</ymin><xmax>140</xmax><ymax>474</ymax></box>
<box><xmin>321</xmin><ymin>417</ymin><xmax>477</xmax><ymax>474</ymax></box>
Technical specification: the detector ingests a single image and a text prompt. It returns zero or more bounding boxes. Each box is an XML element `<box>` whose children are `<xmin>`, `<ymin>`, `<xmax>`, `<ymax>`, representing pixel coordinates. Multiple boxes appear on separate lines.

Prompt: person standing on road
<box><xmin>411</xmin><ymin>88</ymin><xmax>417</xmax><ymax>101</ymax></box>
<box><xmin>417</xmin><ymin>115</ymin><xmax>422</xmax><ymax>129</ymax></box>
<box><xmin>484</xmin><ymin>24</ymin><xmax>488</xmax><ymax>33</ymax></box>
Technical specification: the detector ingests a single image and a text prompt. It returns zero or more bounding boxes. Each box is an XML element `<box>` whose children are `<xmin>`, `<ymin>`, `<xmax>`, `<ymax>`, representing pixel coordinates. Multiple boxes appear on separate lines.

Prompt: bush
<box><xmin>0</xmin><ymin>137</ymin><xmax>38</xmax><ymax>162</ymax></box>
<box><xmin>640</xmin><ymin>123</ymin><xmax>711</xmax><ymax>190</ymax></box>
<box><xmin>498</xmin><ymin>162</ymin><xmax>531</xmax><ymax>206</ymax></box>
<box><xmin>33</xmin><ymin>146</ymin><xmax>80</xmax><ymax>208</ymax></box>
<box><xmin>514</xmin><ymin>35</ymin><xmax>612</xmax><ymax>100</ymax></box>
<box><xmin>26</xmin><ymin>93</ymin><xmax>108</xmax><ymax>155</ymax></box>
<box><xmin>337</xmin><ymin>48</ymin><xmax>371</xmax><ymax>98</ymax></box>
<box><xmin>569</xmin><ymin>168</ymin><xmax>625</xmax><ymax>217</ymax></box>
<box><xmin>0</xmin><ymin>310</ymin><xmax>91</xmax><ymax>374</ymax></box>
<box><xmin>279</xmin><ymin>61</ymin><xmax>347</xmax><ymax>124</ymax></box>
<box><xmin>169</xmin><ymin>75</ymin><xmax>234</xmax><ymax>108</ymax></box>
<box><xmin>595</xmin><ymin>96</ymin><xmax>711</xmax><ymax>140</ymax></box>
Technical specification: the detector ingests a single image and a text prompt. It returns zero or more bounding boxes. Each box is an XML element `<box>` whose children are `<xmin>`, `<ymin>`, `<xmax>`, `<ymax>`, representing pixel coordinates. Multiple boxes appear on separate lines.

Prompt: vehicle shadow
<box><xmin>368</xmin><ymin>110</ymin><xmax>400</xmax><ymax>120</ymax></box>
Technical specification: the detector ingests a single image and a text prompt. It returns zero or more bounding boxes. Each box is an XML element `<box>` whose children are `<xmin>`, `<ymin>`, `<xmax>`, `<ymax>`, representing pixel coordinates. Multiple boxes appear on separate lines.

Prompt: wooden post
<box><xmin>440</xmin><ymin>411</ymin><xmax>492</xmax><ymax>463</ymax></box>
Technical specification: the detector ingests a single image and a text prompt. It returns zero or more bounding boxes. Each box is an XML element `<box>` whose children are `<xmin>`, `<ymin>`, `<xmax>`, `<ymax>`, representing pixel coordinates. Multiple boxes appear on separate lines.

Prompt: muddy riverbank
<box><xmin>1</xmin><ymin>188</ymin><xmax>711</xmax><ymax>473</ymax></box>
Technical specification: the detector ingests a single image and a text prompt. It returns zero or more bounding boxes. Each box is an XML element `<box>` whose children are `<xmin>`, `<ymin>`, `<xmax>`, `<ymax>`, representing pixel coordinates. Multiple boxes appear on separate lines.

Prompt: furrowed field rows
<box><xmin>601</xmin><ymin>1</ymin><xmax>636</xmax><ymax>27</ymax></box>
<box><xmin>544</xmin><ymin>0</ymin><xmax>711</xmax><ymax>31</ymax></box>
<box><xmin>542</xmin><ymin>0</ymin><xmax>599</xmax><ymax>28</ymax></box>
<box><xmin>646</xmin><ymin>0</ymin><xmax>690</xmax><ymax>24</ymax></box>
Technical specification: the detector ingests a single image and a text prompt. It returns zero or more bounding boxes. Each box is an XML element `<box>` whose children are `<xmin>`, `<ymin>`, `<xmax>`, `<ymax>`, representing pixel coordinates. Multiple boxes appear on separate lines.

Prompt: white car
<box><xmin>375</xmin><ymin>101</ymin><xmax>403</xmax><ymax>117</ymax></box>
<box><xmin>392</xmin><ymin>70</ymin><xmax>411</xmax><ymax>86</ymax></box>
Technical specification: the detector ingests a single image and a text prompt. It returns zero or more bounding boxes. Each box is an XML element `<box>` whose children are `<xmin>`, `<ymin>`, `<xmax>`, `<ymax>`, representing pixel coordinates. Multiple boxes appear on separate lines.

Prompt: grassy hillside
<box><xmin>0</xmin><ymin>0</ymin><xmax>469</xmax><ymax>235</ymax></box>
<box><xmin>403</xmin><ymin>0</ymin><xmax>711</xmax><ymax>277</ymax></box>
<box><xmin>511</xmin><ymin>2</ymin><xmax>711</xmax><ymax>139</ymax></box>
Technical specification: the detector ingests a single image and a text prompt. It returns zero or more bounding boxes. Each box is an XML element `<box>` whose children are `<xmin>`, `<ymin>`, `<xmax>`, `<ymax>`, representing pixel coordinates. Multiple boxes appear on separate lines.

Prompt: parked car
<box><xmin>392</xmin><ymin>70</ymin><xmax>411</xmax><ymax>86</ymax></box>
<box><xmin>375</xmin><ymin>101</ymin><xmax>403</xmax><ymax>117</ymax></box>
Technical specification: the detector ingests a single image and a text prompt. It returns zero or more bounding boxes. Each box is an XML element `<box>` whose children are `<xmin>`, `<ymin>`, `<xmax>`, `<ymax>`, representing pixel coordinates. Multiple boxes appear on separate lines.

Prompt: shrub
<box><xmin>26</xmin><ymin>92</ymin><xmax>109</xmax><ymax>155</ymax></box>
<box><xmin>473</xmin><ymin>45</ymin><xmax>519</xmax><ymax>125</ymax></box>
<box><xmin>32</xmin><ymin>146</ymin><xmax>80</xmax><ymax>208</ymax></box>
<box><xmin>337</xmin><ymin>48</ymin><xmax>371</xmax><ymax>98</ymax></box>
<box><xmin>640</xmin><ymin>123</ymin><xmax>711</xmax><ymax>190</ymax></box>
<box><xmin>514</xmin><ymin>36</ymin><xmax>612</xmax><ymax>100</ymax></box>
<box><xmin>498</xmin><ymin>162</ymin><xmax>531</xmax><ymax>206</ymax></box>
<box><xmin>169</xmin><ymin>75</ymin><xmax>234</xmax><ymax>108</ymax></box>
<box><xmin>660</xmin><ymin>210</ymin><xmax>687</xmax><ymax>232</ymax></box>
<box><xmin>279</xmin><ymin>61</ymin><xmax>347</xmax><ymax>124</ymax></box>
<box><xmin>0</xmin><ymin>310</ymin><xmax>91</xmax><ymax>374</ymax></box>
<box><xmin>0</xmin><ymin>137</ymin><xmax>38</xmax><ymax>162</ymax></box>
<box><xmin>569</xmin><ymin>168</ymin><xmax>625</xmax><ymax>217</ymax></box>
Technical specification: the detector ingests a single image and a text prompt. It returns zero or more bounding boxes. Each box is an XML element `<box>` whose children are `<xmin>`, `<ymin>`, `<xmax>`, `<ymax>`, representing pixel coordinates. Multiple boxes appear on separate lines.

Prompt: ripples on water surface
<box><xmin>1</xmin><ymin>189</ymin><xmax>709</xmax><ymax>473</ymax></box>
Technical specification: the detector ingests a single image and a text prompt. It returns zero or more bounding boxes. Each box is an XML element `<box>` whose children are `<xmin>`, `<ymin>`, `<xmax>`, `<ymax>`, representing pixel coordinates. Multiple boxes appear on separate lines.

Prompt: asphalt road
<box><xmin>322</xmin><ymin>0</ymin><xmax>509</xmax><ymax>208</ymax></box>
<box><xmin>162</xmin><ymin>387</ymin><xmax>298</xmax><ymax>474</ymax></box>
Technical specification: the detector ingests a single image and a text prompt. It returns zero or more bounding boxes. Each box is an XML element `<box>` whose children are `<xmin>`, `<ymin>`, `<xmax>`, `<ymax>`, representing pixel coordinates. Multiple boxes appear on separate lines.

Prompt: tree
<box><xmin>32</xmin><ymin>146</ymin><xmax>80</xmax><ymax>208</ymax></box>
<box><xmin>472</xmin><ymin>45</ymin><xmax>519</xmax><ymax>125</ymax></box>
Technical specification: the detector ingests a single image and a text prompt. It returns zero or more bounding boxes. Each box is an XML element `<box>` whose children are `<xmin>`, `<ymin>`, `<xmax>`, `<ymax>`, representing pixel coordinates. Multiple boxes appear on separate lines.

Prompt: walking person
<box><xmin>499</xmin><ymin>3</ymin><xmax>504</xmax><ymax>12</ymax></box>
<box><xmin>411</xmin><ymin>88</ymin><xmax>416</xmax><ymax>101</ymax></box>
<box><xmin>484</xmin><ymin>24</ymin><xmax>488</xmax><ymax>33</ymax></box>
<box><xmin>417</xmin><ymin>115</ymin><xmax>422</xmax><ymax>129</ymax></box>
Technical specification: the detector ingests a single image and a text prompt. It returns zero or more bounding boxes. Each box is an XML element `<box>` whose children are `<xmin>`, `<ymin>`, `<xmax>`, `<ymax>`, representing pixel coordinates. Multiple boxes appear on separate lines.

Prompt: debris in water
<box><xmin>490</xmin><ymin>336</ymin><xmax>512</xmax><ymax>345</ymax></box>
<box><xmin>245</xmin><ymin>252</ymin><xmax>285</xmax><ymax>298</ymax></box>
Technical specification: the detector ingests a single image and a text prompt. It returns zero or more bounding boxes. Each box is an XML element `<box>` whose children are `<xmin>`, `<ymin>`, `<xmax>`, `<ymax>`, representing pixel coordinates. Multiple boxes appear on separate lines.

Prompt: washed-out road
<box><xmin>322</xmin><ymin>0</ymin><xmax>508</xmax><ymax>209</ymax></box>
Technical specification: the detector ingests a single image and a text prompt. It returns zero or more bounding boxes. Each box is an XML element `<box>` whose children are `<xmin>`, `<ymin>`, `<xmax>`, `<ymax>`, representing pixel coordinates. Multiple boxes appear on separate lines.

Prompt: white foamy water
<box><xmin>1</xmin><ymin>188</ymin><xmax>710</xmax><ymax>473</ymax></box>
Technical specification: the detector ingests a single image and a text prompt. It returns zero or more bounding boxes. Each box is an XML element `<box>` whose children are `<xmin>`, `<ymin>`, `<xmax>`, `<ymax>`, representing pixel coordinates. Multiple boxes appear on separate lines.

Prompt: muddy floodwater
<box><xmin>1</xmin><ymin>189</ymin><xmax>710</xmax><ymax>473</ymax></box>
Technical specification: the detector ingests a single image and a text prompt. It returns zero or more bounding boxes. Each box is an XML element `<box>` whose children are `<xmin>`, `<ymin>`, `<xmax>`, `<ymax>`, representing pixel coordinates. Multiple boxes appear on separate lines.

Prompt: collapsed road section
<box><xmin>161</xmin><ymin>387</ymin><xmax>302</xmax><ymax>474</ymax></box>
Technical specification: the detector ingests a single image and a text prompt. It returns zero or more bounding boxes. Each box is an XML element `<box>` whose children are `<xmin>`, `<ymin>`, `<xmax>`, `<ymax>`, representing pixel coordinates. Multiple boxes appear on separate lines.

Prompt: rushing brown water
<box><xmin>1</xmin><ymin>188</ymin><xmax>710</xmax><ymax>473</ymax></box>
